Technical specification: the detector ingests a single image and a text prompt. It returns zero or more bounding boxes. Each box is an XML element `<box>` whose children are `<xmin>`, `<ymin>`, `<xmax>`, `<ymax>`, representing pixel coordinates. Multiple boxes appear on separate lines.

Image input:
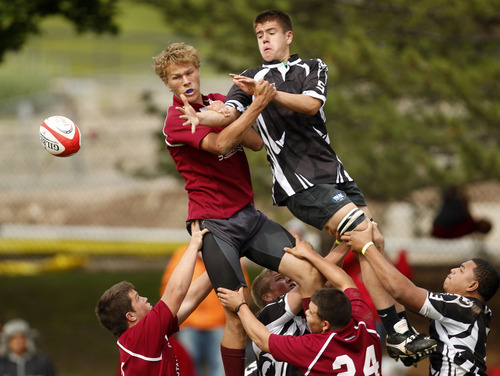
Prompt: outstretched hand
<box><xmin>341</xmin><ymin>222</ymin><xmax>374</xmax><ymax>253</ymax></box>
<box><xmin>230</xmin><ymin>74</ymin><xmax>257</xmax><ymax>95</ymax></box>
<box><xmin>176</xmin><ymin>94</ymin><xmax>199</xmax><ymax>133</ymax></box>
<box><xmin>284</xmin><ymin>238</ymin><xmax>316</xmax><ymax>260</ymax></box>
<box><xmin>189</xmin><ymin>220</ymin><xmax>210</xmax><ymax>251</ymax></box>
<box><xmin>217</xmin><ymin>286</ymin><xmax>245</xmax><ymax>312</ymax></box>
<box><xmin>206</xmin><ymin>100</ymin><xmax>232</xmax><ymax>117</ymax></box>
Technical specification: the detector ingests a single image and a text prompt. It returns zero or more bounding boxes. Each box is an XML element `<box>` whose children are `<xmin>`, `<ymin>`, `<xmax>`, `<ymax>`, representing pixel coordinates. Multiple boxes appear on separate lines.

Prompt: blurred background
<box><xmin>1</xmin><ymin>1</ymin><xmax>499</xmax><ymax>375</ymax></box>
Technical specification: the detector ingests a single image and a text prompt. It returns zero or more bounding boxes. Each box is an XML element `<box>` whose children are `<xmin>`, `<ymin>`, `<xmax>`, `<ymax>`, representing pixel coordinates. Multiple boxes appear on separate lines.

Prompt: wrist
<box><xmin>234</xmin><ymin>302</ymin><xmax>248</xmax><ymax>314</ymax></box>
<box><xmin>361</xmin><ymin>241</ymin><xmax>374</xmax><ymax>255</ymax></box>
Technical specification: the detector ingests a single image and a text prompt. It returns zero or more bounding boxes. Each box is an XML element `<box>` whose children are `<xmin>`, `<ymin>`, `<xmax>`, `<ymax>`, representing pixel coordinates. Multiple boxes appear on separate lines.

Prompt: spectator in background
<box><xmin>432</xmin><ymin>186</ymin><xmax>492</xmax><ymax>239</ymax></box>
<box><xmin>0</xmin><ymin>318</ymin><xmax>56</xmax><ymax>376</ymax></box>
<box><xmin>160</xmin><ymin>245</ymin><xmax>250</xmax><ymax>376</ymax></box>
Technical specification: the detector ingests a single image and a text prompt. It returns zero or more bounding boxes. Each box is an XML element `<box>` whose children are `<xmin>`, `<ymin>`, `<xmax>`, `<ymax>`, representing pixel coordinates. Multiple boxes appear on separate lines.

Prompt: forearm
<box><xmin>161</xmin><ymin>244</ymin><xmax>198</xmax><ymax>309</ymax></box>
<box><xmin>273</xmin><ymin>92</ymin><xmax>321</xmax><ymax>116</ymax></box>
<box><xmin>324</xmin><ymin>241</ymin><xmax>350</xmax><ymax>267</ymax></box>
<box><xmin>198</xmin><ymin>109</ymin><xmax>237</xmax><ymax>127</ymax></box>
<box><xmin>177</xmin><ymin>272</ymin><xmax>213</xmax><ymax>324</ymax></box>
<box><xmin>215</xmin><ymin>101</ymin><xmax>266</xmax><ymax>154</ymax></box>
<box><xmin>301</xmin><ymin>250</ymin><xmax>355</xmax><ymax>291</ymax></box>
<box><xmin>363</xmin><ymin>245</ymin><xmax>426</xmax><ymax>311</ymax></box>
<box><xmin>236</xmin><ymin>304</ymin><xmax>271</xmax><ymax>353</ymax></box>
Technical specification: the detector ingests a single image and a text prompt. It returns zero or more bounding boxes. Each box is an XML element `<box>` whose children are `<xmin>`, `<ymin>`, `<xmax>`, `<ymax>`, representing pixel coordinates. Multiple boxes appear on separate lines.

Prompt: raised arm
<box><xmin>177</xmin><ymin>271</ymin><xmax>213</xmax><ymax>324</ymax></box>
<box><xmin>231</xmin><ymin>74</ymin><xmax>323</xmax><ymax>117</ymax></box>
<box><xmin>284</xmin><ymin>239</ymin><xmax>356</xmax><ymax>291</ymax></box>
<box><xmin>161</xmin><ymin>221</ymin><xmax>209</xmax><ymax>316</ymax></box>
<box><xmin>200</xmin><ymin>79</ymin><xmax>274</xmax><ymax>155</ymax></box>
<box><xmin>177</xmin><ymin>94</ymin><xmax>238</xmax><ymax>133</ymax></box>
<box><xmin>217</xmin><ymin>287</ymin><xmax>271</xmax><ymax>353</ymax></box>
<box><xmin>341</xmin><ymin>223</ymin><xmax>428</xmax><ymax>312</ymax></box>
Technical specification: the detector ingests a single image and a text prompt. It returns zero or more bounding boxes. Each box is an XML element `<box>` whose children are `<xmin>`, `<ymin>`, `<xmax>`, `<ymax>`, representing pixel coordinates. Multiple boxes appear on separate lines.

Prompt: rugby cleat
<box><xmin>386</xmin><ymin>320</ymin><xmax>437</xmax><ymax>366</ymax></box>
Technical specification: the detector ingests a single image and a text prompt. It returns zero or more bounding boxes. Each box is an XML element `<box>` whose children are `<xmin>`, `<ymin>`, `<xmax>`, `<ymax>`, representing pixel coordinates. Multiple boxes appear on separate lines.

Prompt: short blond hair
<box><xmin>153</xmin><ymin>43</ymin><xmax>201</xmax><ymax>85</ymax></box>
<box><xmin>251</xmin><ymin>269</ymin><xmax>275</xmax><ymax>310</ymax></box>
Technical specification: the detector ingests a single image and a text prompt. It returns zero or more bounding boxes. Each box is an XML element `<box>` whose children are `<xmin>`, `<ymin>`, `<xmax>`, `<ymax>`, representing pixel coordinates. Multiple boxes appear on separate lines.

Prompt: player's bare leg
<box><xmin>278</xmin><ymin>252</ymin><xmax>325</xmax><ymax>299</ymax></box>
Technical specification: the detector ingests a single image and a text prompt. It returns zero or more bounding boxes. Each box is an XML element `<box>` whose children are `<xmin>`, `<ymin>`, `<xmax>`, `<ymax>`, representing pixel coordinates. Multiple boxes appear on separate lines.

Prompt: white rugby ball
<box><xmin>40</xmin><ymin>116</ymin><xmax>81</xmax><ymax>157</ymax></box>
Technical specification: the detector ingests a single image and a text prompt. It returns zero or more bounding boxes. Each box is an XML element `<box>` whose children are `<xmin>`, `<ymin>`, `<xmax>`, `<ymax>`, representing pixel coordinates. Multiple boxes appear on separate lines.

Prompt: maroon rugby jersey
<box><xmin>269</xmin><ymin>288</ymin><xmax>382</xmax><ymax>376</ymax></box>
<box><xmin>164</xmin><ymin>93</ymin><xmax>254</xmax><ymax>220</ymax></box>
<box><xmin>117</xmin><ymin>301</ymin><xmax>180</xmax><ymax>376</ymax></box>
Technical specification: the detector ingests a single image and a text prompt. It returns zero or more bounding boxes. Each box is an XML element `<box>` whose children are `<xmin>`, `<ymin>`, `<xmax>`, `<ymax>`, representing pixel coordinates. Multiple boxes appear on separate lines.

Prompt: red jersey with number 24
<box><xmin>269</xmin><ymin>288</ymin><xmax>382</xmax><ymax>376</ymax></box>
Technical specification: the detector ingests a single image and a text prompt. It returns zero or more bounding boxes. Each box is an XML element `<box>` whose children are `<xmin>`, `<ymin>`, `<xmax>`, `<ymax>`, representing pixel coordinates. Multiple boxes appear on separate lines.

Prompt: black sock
<box><xmin>377</xmin><ymin>305</ymin><xmax>400</xmax><ymax>335</ymax></box>
<box><xmin>397</xmin><ymin>310</ymin><xmax>416</xmax><ymax>335</ymax></box>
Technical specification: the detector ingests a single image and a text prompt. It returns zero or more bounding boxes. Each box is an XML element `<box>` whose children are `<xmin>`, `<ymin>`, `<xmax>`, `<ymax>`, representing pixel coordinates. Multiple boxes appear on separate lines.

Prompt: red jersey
<box><xmin>117</xmin><ymin>301</ymin><xmax>180</xmax><ymax>376</ymax></box>
<box><xmin>268</xmin><ymin>289</ymin><xmax>382</xmax><ymax>376</ymax></box>
<box><xmin>164</xmin><ymin>94</ymin><xmax>254</xmax><ymax>220</ymax></box>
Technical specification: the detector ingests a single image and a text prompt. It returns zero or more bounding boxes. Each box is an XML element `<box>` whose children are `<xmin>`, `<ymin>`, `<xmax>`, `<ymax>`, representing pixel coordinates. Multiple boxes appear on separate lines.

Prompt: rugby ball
<box><xmin>40</xmin><ymin>116</ymin><xmax>81</xmax><ymax>157</ymax></box>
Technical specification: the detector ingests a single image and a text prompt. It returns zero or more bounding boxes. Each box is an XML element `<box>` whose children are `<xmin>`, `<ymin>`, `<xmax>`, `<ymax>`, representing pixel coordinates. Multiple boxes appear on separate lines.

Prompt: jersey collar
<box><xmin>262</xmin><ymin>53</ymin><xmax>301</xmax><ymax>68</ymax></box>
<box><xmin>173</xmin><ymin>94</ymin><xmax>209</xmax><ymax>110</ymax></box>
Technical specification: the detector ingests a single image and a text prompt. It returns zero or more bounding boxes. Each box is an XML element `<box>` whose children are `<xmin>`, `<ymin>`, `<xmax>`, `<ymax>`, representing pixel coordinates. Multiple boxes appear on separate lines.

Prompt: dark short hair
<box><xmin>254</xmin><ymin>10</ymin><xmax>293</xmax><ymax>32</ymax></box>
<box><xmin>95</xmin><ymin>281</ymin><xmax>135</xmax><ymax>338</ymax></box>
<box><xmin>472</xmin><ymin>258</ymin><xmax>500</xmax><ymax>302</ymax></box>
<box><xmin>311</xmin><ymin>288</ymin><xmax>352</xmax><ymax>330</ymax></box>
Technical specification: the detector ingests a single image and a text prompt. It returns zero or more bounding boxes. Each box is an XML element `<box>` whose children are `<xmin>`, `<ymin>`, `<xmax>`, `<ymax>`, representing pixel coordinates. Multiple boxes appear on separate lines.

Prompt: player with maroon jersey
<box><xmin>153</xmin><ymin>43</ymin><xmax>324</xmax><ymax>376</ymax></box>
<box><xmin>95</xmin><ymin>221</ymin><xmax>211</xmax><ymax>376</ymax></box>
<box><xmin>218</xmin><ymin>239</ymin><xmax>383</xmax><ymax>376</ymax></box>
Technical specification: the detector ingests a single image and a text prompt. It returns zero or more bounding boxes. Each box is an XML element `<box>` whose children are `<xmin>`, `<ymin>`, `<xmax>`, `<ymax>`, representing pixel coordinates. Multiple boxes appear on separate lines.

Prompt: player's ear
<box><xmin>125</xmin><ymin>311</ymin><xmax>136</xmax><ymax>322</ymax></box>
<box><xmin>467</xmin><ymin>280</ymin><xmax>479</xmax><ymax>293</ymax></box>
<box><xmin>262</xmin><ymin>293</ymin><xmax>273</xmax><ymax>304</ymax></box>
<box><xmin>321</xmin><ymin>320</ymin><xmax>331</xmax><ymax>333</ymax></box>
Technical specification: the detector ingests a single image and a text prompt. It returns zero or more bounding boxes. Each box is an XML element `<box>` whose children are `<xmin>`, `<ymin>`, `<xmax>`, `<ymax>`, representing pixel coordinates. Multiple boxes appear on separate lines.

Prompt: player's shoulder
<box><xmin>241</xmin><ymin>66</ymin><xmax>265</xmax><ymax>77</ymax></box>
<box><xmin>207</xmin><ymin>92</ymin><xmax>226</xmax><ymax>102</ymax></box>
<box><xmin>257</xmin><ymin>296</ymin><xmax>287</xmax><ymax>323</ymax></box>
<box><xmin>302</xmin><ymin>57</ymin><xmax>328</xmax><ymax>70</ymax></box>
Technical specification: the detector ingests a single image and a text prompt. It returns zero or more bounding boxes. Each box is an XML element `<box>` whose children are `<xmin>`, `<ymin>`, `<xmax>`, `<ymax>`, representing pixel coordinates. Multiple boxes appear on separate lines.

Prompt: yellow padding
<box><xmin>0</xmin><ymin>239</ymin><xmax>185</xmax><ymax>256</ymax></box>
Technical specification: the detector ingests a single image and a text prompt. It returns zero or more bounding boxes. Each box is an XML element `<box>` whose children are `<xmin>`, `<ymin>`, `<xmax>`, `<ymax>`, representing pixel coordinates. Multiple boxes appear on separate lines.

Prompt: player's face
<box><xmin>443</xmin><ymin>260</ymin><xmax>477</xmax><ymax>295</ymax></box>
<box><xmin>129</xmin><ymin>289</ymin><xmax>152</xmax><ymax>321</ymax></box>
<box><xmin>166</xmin><ymin>62</ymin><xmax>203</xmax><ymax>105</ymax></box>
<box><xmin>268</xmin><ymin>271</ymin><xmax>297</xmax><ymax>300</ymax></box>
<box><xmin>254</xmin><ymin>20</ymin><xmax>293</xmax><ymax>63</ymax></box>
<box><xmin>305</xmin><ymin>301</ymin><xmax>325</xmax><ymax>334</ymax></box>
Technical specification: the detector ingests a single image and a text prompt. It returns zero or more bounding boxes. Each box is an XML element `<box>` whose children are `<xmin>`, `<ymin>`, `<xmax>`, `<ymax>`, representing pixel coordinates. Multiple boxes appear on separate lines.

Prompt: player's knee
<box><xmin>297</xmin><ymin>259</ymin><xmax>325</xmax><ymax>290</ymax></box>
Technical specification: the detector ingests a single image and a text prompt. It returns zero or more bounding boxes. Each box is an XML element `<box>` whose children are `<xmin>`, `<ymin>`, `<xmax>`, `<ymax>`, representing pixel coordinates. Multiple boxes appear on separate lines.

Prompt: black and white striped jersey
<box><xmin>419</xmin><ymin>292</ymin><xmax>492</xmax><ymax>375</ymax></box>
<box><xmin>252</xmin><ymin>293</ymin><xmax>310</xmax><ymax>376</ymax></box>
<box><xmin>225</xmin><ymin>54</ymin><xmax>353</xmax><ymax>206</ymax></box>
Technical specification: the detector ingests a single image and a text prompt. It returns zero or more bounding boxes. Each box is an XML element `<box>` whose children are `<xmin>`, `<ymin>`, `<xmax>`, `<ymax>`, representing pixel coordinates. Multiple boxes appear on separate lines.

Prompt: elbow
<box><xmin>255</xmin><ymin>337</ymin><xmax>270</xmax><ymax>354</ymax></box>
<box><xmin>305</xmin><ymin>105</ymin><xmax>321</xmax><ymax>117</ymax></box>
<box><xmin>216</xmin><ymin>143</ymin><xmax>233</xmax><ymax>156</ymax></box>
<box><xmin>249</xmin><ymin>139</ymin><xmax>264</xmax><ymax>151</ymax></box>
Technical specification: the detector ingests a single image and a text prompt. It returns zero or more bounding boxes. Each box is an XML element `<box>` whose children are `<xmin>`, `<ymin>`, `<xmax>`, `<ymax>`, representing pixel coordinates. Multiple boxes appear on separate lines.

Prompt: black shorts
<box><xmin>188</xmin><ymin>205</ymin><xmax>295</xmax><ymax>291</ymax></box>
<box><xmin>285</xmin><ymin>182</ymin><xmax>367</xmax><ymax>230</ymax></box>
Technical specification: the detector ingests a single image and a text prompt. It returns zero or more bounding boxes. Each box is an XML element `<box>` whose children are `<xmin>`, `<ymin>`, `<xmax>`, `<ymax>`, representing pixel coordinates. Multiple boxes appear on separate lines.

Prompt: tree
<box><xmin>0</xmin><ymin>0</ymin><xmax>119</xmax><ymax>63</ymax></box>
<box><xmin>145</xmin><ymin>0</ymin><xmax>500</xmax><ymax>201</ymax></box>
